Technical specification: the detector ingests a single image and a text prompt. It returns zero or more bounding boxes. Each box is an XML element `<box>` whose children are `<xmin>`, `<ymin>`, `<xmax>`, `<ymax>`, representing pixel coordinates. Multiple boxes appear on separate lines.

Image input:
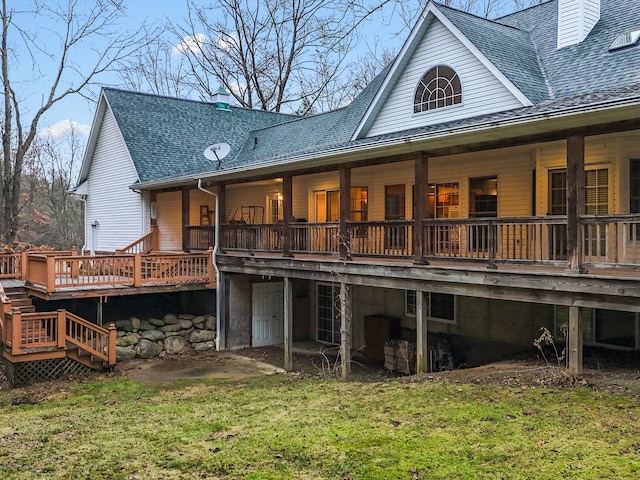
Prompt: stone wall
<box><xmin>114</xmin><ymin>313</ymin><xmax>216</xmax><ymax>361</ymax></box>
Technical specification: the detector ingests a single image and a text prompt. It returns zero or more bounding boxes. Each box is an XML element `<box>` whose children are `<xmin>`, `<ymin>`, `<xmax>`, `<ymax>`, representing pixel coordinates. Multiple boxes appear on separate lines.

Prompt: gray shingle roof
<box><xmin>436</xmin><ymin>4</ymin><xmax>551</xmax><ymax>103</ymax></box>
<box><xmin>103</xmin><ymin>88</ymin><xmax>295</xmax><ymax>183</ymax></box>
<box><xmin>104</xmin><ymin>0</ymin><xmax>640</xmax><ymax>186</ymax></box>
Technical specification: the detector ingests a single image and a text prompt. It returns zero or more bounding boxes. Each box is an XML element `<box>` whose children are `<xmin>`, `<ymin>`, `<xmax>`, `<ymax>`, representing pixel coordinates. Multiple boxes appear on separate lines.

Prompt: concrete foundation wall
<box><xmin>227</xmin><ymin>274</ymin><xmax>253</xmax><ymax>349</ymax></box>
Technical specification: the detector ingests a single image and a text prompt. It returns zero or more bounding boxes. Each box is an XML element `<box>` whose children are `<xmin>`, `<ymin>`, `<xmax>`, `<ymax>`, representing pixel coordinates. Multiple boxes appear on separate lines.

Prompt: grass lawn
<box><xmin>1</xmin><ymin>372</ymin><xmax>639</xmax><ymax>479</ymax></box>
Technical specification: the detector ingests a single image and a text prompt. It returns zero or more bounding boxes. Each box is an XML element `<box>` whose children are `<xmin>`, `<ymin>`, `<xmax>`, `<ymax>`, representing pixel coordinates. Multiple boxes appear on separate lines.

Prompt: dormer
<box><xmin>557</xmin><ymin>0</ymin><xmax>600</xmax><ymax>49</ymax></box>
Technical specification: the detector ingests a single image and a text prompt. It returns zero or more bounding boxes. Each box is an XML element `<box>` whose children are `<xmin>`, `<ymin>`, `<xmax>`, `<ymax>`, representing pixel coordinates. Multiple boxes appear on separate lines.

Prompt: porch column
<box><xmin>282</xmin><ymin>174</ymin><xmax>293</xmax><ymax>258</ymax></box>
<box><xmin>182</xmin><ymin>187</ymin><xmax>190</xmax><ymax>251</ymax></box>
<box><xmin>415</xmin><ymin>290</ymin><xmax>429</xmax><ymax>373</ymax></box>
<box><xmin>567</xmin><ymin>306</ymin><xmax>583</xmax><ymax>374</ymax></box>
<box><xmin>340</xmin><ymin>280</ymin><xmax>353</xmax><ymax>380</ymax></box>
<box><xmin>217</xmin><ymin>183</ymin><xmax>226</xmax><ymax>252</ymax></box>
<box><xmin>414</xmin><ymin>153</ymin><xmax>429</xmax><ymax>265</ymax></box>
<box><xmin>339</xmin><ymin>167</ymin><xmax>352</xmax><ymax>260</ymax></box>
<box><xmin>566</xmin><ymin>135</ymin><xmax>585</xmax><ymax>273</ymax></box>
<box><xmin>283</xmin><ymin>277</ymin><xmax>293</xmax><ymax>370</ymax></box>
<box><xmin>216</xmin><ymin>272</ymin><xmax>227</xmax><ymax>350</ymax></box>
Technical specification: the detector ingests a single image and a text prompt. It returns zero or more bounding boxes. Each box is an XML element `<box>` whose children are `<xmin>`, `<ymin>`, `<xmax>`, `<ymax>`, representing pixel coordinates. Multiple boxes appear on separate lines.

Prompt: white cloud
<box><xmin>172</xmin><ymin>33</ymin><xmax>207</xmax><ymax>56</ymax></box>
<box><xmin>39</xmin><ymin>119</ymin><xmax>90</xmax><ymax>139</ymax></box>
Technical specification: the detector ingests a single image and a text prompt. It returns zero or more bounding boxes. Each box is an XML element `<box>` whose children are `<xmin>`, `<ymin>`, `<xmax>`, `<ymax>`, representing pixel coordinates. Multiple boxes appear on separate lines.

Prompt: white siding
<box><xmin>226</xmin><ymin>181</ymin><xmax>283</xmax><ymax>223</ymax></box>
<box><xmin>156</xmin><ymin>191</ymin><xmax>182</xmax><ymax>251</ymax></box>
<box><xmin>365</xmin><ymin>18</ymin><xmax>524</xmax><ymax>138</ymax></box>
<box><xmin>85</xmin><ymin>107</ymin><xmax>142</xmax><ymax>251</ymax></box>
<box><xmin>558</xmin><ymin>0</ymin><xmax>600</xmax><ymax>48</ymax></box>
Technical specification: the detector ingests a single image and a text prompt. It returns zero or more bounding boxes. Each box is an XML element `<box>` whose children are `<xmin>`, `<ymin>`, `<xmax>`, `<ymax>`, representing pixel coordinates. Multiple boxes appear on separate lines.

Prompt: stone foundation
<box><xmin>114</xmin><ymin>313</ymin><xmax>216</xmax><ymax>361</ymax></box>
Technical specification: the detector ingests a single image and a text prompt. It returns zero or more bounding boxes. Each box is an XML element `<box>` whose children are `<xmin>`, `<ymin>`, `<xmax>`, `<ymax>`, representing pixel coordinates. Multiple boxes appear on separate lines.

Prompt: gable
<box><xmin>363</xmin><ymin>16</ymin><xmax>527</xmax><ymax>138</ymax></box>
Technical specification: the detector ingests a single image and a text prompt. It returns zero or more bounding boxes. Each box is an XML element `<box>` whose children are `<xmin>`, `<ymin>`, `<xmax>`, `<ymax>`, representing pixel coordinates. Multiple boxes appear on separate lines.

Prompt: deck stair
<box><xmin>0</xmin><ymin>284</ymin><xmax>116</xmax><ymax>386</ymax></box>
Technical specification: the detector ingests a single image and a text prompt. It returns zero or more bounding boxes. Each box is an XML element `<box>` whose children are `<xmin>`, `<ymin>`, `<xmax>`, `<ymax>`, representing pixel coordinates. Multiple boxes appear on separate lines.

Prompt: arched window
<box><xmin>414</xmin><ymin>65</ymin><xmax>462</xmax><ymax>113</ymax></box>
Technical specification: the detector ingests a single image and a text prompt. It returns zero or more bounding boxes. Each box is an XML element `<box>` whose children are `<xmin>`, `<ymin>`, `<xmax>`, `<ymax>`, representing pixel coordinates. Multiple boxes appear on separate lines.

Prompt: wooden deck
<box><xmin>0</xmin><ymin>284</ymin><xmax>117</xmax><ymax>385</ymax></box>
<box><xmin>0</xmin><ymin>249</ymin><xmax>215</xmax><ymax>300</ymax></box>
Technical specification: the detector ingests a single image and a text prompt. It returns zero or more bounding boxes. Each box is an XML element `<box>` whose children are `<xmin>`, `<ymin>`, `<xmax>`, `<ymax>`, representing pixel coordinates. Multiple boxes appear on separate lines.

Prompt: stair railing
<box><xmin>65</xmin><ymin>311</ymin><xmax>117</xmax><ymax>365</ymax></box>
<box><xmin>116</xmin><ymin>225</ymin><xmax>158</xmax><ymax>254</ymax></box>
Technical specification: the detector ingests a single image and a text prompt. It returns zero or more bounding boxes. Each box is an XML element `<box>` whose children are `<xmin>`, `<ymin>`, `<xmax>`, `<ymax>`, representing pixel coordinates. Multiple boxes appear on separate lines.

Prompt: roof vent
<box><xmin>609</xmin><ymin>29</ymin><xmax>640</xmax><ymax>51</ymax></box>
<box><xmin>212</xmin><ymin>86</ymin><xmax>231</xmax><ymax>111</ymax></box>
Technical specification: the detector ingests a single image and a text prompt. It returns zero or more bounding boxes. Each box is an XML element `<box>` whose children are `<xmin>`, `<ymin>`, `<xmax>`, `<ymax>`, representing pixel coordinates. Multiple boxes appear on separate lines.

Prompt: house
<box><xmin>70</xmin><ymin>0</ymin><xmax>639</xmax><ymax>377</ymax></box>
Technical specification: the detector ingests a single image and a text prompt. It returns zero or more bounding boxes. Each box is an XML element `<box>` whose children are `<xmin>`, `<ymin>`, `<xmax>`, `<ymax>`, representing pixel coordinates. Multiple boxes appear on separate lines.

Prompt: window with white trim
<box><xmin>316</xmin><ymin>283</ymin><xmax>341</xmax><ymax>344</ymax></box>
<box><xmin>414</xmin><ymin>65</ymin><xmax>462</xmax><ymax>113</ymax></box>
<box><xmin>405</xmin><ymin>290</ymin><xmax>457</xmax><ymax>324</ymax></box>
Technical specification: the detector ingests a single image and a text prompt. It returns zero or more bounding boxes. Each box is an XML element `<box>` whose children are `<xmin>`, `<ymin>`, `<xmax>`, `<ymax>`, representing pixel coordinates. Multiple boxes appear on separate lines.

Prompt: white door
<box><xmin>252</xmin><ymin>282</ymin><xmax>284</xmax><ymax>347</ymax></box>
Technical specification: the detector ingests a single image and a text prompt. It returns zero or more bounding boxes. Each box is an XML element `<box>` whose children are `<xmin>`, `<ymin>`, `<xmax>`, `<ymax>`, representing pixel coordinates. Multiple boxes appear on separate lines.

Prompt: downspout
<box><xmin>197</xmin><ymin>179</ymin><xmax>222</xmax><ymax>350</ymax></box>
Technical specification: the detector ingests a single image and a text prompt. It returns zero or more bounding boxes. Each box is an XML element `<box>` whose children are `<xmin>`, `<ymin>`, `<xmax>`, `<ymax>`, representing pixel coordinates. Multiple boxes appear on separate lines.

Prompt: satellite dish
<box><xmin>204</xmin><ymin>143</ymin><xmax>231</xmax><ymax>167</ymax></box>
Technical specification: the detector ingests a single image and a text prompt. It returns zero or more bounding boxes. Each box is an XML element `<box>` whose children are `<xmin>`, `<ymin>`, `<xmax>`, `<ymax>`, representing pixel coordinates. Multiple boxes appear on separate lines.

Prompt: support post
<box><xmin>133</xmin><ymin>254</ymin><xmax>142</xmax><ymax>287</ymax></box>
<box><xmin>566</xmin><ymin>135</ymin><xmax>585</xmax><ymax>273</ymax></box>
<box><xmin>108</xmin><ymin>323</ymin><xmax>117</xmax><ymax>365</ymax></box>
<box><xmin>217</xmin><ymin>184</ymin><xmax>226</xmax><ymax>252</ymax></box>
<box><xmin>20</xmin><ymin>251</ymin><xmax>28</xmax><ymax>280</ymax></box>
<box><xmin>415</xmin><ymin>291</ymin><xmax>429</xmax><ymax>373</ymax></box>
<box><xmin>217</xmin><ymin>272</ymin><xmax>227</xmax><ymax>350</ymax></box>
<box><xmin>97</xmin><ymin>297</ymin><xmax>104</xmax><ymax>326</ymax></box>
<box><xmin>282</xmin><ymin>174</ymin><xmax>293</xmax><ymax>258</ymax></box>
<box><xmin>339</xmin><ymin>167</ymin><xmax>351</xmax><ymax>260</ymax></box>
<box><xmin>414</xmin><ymin>153</ymin><xmax>429</xmax><ymax>264</ymax></box>
<box><xmin>57</xmin><ymin>310</ymin><xmax>66</xmax><ymax>349</ymax></box>
<box><xmin>182</xmin><ymin>187</ymin><xmax>190</xmax><ymax>251</ymax></box>
<box><xmin>283</xmin><ymin>277</ymin><xmax>293</xmax><ymax>371</ymax></box>
<box><xmin>46</xmin><ymin>255</ymin><xmax>56</xmax><ymax>293</ymax></box>
<box><xmin>340</xmin><ymin>280</ymin><xmax>352</xmax><ymax>380</ymax></box>
<box><xmin>568</xmin><ymin>306</ymin><xmax>583</xmax><ymax>374</ymax></box>
<box><xmin>11</xmin><ymin>310</ymin><xmax>22</xmax><ymax>355</ymax></box>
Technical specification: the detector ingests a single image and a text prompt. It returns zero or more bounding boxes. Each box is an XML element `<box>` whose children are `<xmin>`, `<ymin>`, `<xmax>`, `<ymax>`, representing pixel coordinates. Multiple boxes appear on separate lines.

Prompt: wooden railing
<box><xmin>222</xmin><ymin>223</ymin><xmax>285</xmax><ymax>253</ymax></box>
<box><xmin>24</xmin><ymin>251</ymin><xmax>213</xmax><ymax>292</ymax></box>
<box><xmin>116</xmin><ymin>225</ymin><xmax>158</xmax><ymax>254</ymax></box>
<box><xmin>186</xmin><ymin>226</ymin><xmax>216</xmax><ymax>250</ymax></box>
<box><xmin>421</xmin><ymin>216</ymin><xmax>569</xmax><ymax>265</ymax></box>
<box><xmin>348</xmin><ymin>220</ymin><xmax>413</xmax><ymax>257</ymax></box>
<box><xmin>581</xmin><ymin>214</ymin><xmax>640</xmax><ymax>267</ymax></box>
<box><xmin>66</xmin><ymin>311</ymin><xmax>116</xmax><ymax>365</ymax></box>
<box><xmin>1</xmin><ymin>308</ymin><xmax>116</xmax><ymax>365</ymax></box>
<box><xmin>290</xmin><ymin>222</ymin><xmax>339</xmax><ymax>254</ymax></box>
<box><xmin>0</xmin><ymin>252</ymin><xmax>24</xmax><ymax>279</ymax></box>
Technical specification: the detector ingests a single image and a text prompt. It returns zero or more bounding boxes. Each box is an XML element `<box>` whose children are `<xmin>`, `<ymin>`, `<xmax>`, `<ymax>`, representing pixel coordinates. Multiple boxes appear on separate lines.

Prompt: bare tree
<box><xmin>0</xmin><ymin>0</ymin><xmax>148</xmax><ymax>243</ymax></box>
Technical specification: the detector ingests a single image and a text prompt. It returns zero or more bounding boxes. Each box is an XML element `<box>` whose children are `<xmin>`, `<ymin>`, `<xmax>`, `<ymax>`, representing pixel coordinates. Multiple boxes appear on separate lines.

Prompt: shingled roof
<box><xmin>101</xmin><ymin>88</ymin><xmax>295</xmax><ymax>184</ymax></box>
<box><xmin>87</xmin><ymin>0</ymin><xmax>639</xmax><ymax>188</ymax></box>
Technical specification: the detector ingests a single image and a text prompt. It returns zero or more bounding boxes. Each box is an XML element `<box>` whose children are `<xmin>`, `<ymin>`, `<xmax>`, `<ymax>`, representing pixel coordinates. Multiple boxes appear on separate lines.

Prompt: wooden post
<box><xmin>339</xmin><ymin>167</ymin><xmax>351</xmax><ymax>261</ymax></box>
<box><xmin>20</xmin><ymin>251</ymin><xmax>27</xmax><ymax>280</ymax></box>
<box><xmin>414</xmin><ymin>153</ymin><xmax>429</xmax><ymax>264</ymax></box>
<box><xmin>151</xmin><ymin>224</ymin><xmax>159</xmax><ymax>251</ymax></box>
<box><xmin>97</xmin><ymin>297</ymin><xmax>104</xmax><ymax>326</ymax></box>
<box><xmin>566</xmin><ymin>135</ymin><xmax>585</xmax><ymax>273</ymax></box>
<box><xmin>182</xmin><ymin>187</ymin><xmax>190</xmax><ymax>251</ymax></box>
<box><xmin>133</xmin><ymin>254</ymin><xmax>142</xmax><ymax>287</ymax></box>
<box><xmin>568</xmin><ymin>306</ymin><xmax>583</xmax><ymax>374</ymax></box>
<box><xmin>46</xmin><ymin>255</ymin><xmax>56</xmax><ymax>293</ymax></box>
<box><xmin>57</xmin><ymin>310</ymin><xmax>66</xmax><ymax>348</ymax></box>
<box><xmin>11</xmin><ymin>310</ymin><xmax>22</xmax><ymax>355</ymax></box>
<box><xmin>217</xmin><ymin>183</ymin><xmax>226</xmax><ymax>253</ymax></box>
<box><xmin>487</xmin><ymin>220</ymin><xmax>497</xmax><ymax>269</ymax></box>
<box><xmin>283</xmin><ymin>277</ymin><xmax>293</xmax><ymax>371</ymax></box>
<box><xmin>206</xmin><ymin>247</ymin><xmax>216</xmax><ymax>288</ymax></box>
<box><xmin>108</xmin><ymin>323</ymin><xmax>117</xmax><ymax>365</ymax></box>
<box><xmin>71</xmin><ymin>246</ymin><xmax>79</xmax><ymax>279</ymax></box>
<box><xmin>282</xmin><ymin>174</ymin><xmax>293</xmax><ymax>258</ymax></box>
<box><xmin>217</xmin><ymin>272</ymin><xmax>227</xmax><ymax>350</ymax></box>
<box><xmin>340</xmin><ymin>280</ymin><xmax>352</xmax><ymax>380</ymax></box>
<box><xmin>415</xmin><ymin>291</ymin><xmax>429</xmax><ymax>373</ymax></box>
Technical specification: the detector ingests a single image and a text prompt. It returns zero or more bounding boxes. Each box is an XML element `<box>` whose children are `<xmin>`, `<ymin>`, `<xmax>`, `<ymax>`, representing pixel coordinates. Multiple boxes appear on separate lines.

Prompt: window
<box><xmin>316</xmin><ymin>187</ymin><xmax>368</xmax><ymax>222</ymax></box>
<box><xmin>554</xmin><ymin>307</ymin><xmax>638</xmax><ymax>350</ymax></box>
<box><xmin>316</xmin><ymin>283</ymin><xmax>341</xmax><ymax>344</ymax></box>
<box><xmin>630</xmin><ymin>159</ymin><xmax>640</xmax><ymax>213</ymax></box>
<box><xmin>428</xmin><ymin>182</ymin><xmax>460</xmax><ymax>219</ymax></box>
<box><xmin>405</xmin><ymin>290</ymin><xmax>457</xmax><ymax>324</ymax></box>
<box><xmin>414</xmin><ymin>65</ymin><xmax>462</xmax><ymax>113</ymax></box>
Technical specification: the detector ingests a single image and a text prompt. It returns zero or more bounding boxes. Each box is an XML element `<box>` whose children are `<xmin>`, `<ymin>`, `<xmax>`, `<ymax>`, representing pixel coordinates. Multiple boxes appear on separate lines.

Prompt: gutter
<box><xmin>197</xmin><ymin>179</ymin><xmax>222</xmax><ymax>351</ymax></box>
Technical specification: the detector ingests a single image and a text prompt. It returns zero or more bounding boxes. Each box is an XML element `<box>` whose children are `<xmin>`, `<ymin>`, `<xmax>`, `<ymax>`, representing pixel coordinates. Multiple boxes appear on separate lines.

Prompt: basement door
<box><xmin>252</xmin><ymin>282</ymin><xmax>284</xmax><ymax>347</ymax></box>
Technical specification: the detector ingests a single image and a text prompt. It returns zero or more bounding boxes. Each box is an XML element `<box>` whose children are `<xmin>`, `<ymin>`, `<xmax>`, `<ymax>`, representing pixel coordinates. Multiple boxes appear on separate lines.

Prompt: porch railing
<box><xmin>23</xmin><ymin>252</ymin><xmax>213</xmax><ymax>292</ymax></box>
<box><xmin>116</xmin><ymin>225</ymin><xmax>158</xmax><ymax>254</ymax></box>
<box><xmin>0</xmin><ymin>252</ymin><xmax>23</xmax><ymax>279</ymax></box>
<box><xmin>186</xmin><ymin>226</ymin><xmax>216</xmax><ymax>250</ymax></box>
<box><xmin>348</xmin><ymin>220</ymin><xmax>413</xmax><ymax>258</ymax></box>
<box><xmin>1</xmin><ymin>308</ymin><xmax>116</xmax><ymax>365</ymax></box>
<box><xmin>581</xmin><ymin>214</ymin><xmax>640</xmax><ymax>267</ymax></box>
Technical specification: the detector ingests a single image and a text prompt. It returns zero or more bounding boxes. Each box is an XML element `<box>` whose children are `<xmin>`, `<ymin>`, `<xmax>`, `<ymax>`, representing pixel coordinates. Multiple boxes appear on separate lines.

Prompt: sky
<box><xmin>13</xmin><ymin>0</ymin><xmax>525</xmax><ymax>145</ymax></box>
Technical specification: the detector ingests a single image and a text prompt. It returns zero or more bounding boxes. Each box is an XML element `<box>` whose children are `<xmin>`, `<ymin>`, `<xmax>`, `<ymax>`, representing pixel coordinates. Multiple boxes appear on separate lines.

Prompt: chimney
<box><xmin>557</xmin><ymin>0</ymin><xmax>600</xmax><ymax>48</ymax></box>
<box><xmin>213</xmin><ymin>86</ymin><xmax>231</xmax><ymax>111</ymax></box>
